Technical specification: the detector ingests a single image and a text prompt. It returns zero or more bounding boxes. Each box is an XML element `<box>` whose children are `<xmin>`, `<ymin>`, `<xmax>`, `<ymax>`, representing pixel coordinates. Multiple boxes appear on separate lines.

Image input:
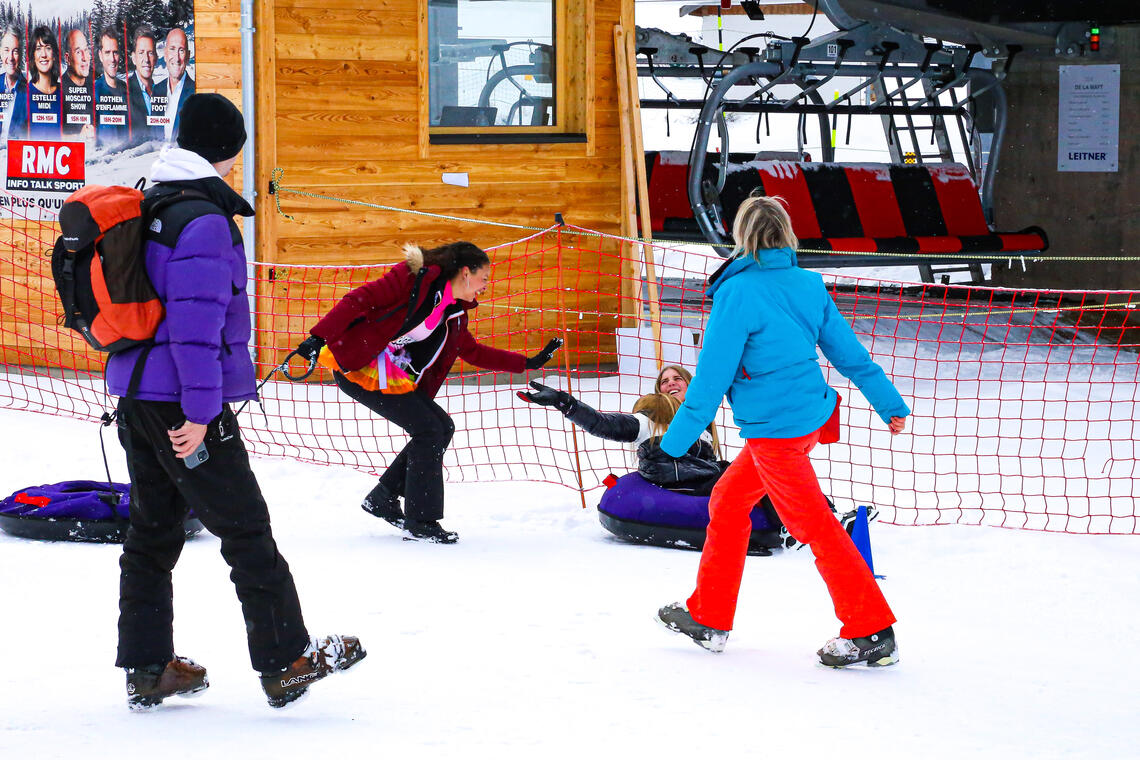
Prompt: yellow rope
<box><xmin>271</xmin><ymin>168</ymin><xmax>547</xmax><ymax>232</ymax></box>
<box><xmin>264</xmin><ymin>173</ymin><xmax>1140</xmax><ymax>336</ymax></box>
<box><xmin>798</xmin><ymin>249</ymin><xmax>1140</xmax><ymax>263</ymax></box>
<box><xmin>877</xmin><ymin>300</ymin><xmax>1138</xmax><ymax>323</ymax></box>
<box><xmin>269</xmin><ymin>168</ymin><xmax>1140</xmax><ymax>264</ymax></box>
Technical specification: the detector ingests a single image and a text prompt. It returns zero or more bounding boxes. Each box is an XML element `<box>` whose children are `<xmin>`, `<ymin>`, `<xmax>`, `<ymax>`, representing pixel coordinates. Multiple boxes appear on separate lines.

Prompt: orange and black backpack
<box><xmin>51</xmin><ymin>181</ymin><xmax>211</xmax><ymax>353</ymax></box>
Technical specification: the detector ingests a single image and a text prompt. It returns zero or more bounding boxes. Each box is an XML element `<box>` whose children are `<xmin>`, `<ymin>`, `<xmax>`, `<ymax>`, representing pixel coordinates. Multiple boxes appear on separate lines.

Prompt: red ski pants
<box><xmin>687</xmin><ymin>429</ymin><xmax>896</xmax><ymax>637</ymax></box>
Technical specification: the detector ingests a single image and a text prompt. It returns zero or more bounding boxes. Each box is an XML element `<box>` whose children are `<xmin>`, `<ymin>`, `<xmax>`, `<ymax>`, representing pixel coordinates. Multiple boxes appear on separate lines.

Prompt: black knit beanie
<box><xmin>176</xmin><ymin>93</ymin><xmax>247</xmax><ymax>163</ymax></box>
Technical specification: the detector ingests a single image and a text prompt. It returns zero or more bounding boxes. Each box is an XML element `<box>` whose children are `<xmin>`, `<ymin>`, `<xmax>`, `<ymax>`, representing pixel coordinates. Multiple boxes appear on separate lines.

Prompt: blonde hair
<box><xmin>631</xmin><ymin>364</ymin><xmax>722</xmax><ymax>458</ymax></box>
<box><xmin>632</xmin><ymin>392</ymin><xmax>681</xmax><ymax>440</ymax></box>
<box><xmin>731</xmin><ymin>194</ymin><xmax>797</xmax><ymax>257</ymax></box>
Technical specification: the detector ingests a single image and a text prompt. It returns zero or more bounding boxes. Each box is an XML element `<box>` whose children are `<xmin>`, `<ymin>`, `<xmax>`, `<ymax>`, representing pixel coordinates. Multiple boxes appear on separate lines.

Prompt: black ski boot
<box><xmin>775</xmin><ymin>498</ymin><xmax>852</xmax><ymax>550</ymax></box>
<box><xmin>656</xmin><ymin>602</ymin><xmax>729</xmax><ymax>653</ymax></box>
<box><xmin>761</xmin><ymin>498</ymin><xmax>803</xmax><ymax>550</ymax></box>
<box><xmin>818</xmin><ymin>626</ymin><xmax>898</xmax><ymax>668</ymax></box>
<box><xmin>125</xmin><ymin>656</ymin><xmax>209</xmax><ymax>711</ymax></box>
<box><xmin>778</xmin><ymin>525</ymin><xmax>801</xmax><ymax>550</ymax></box>
<box><xmin>362</xmin><ymin>482</ymin><xmax>404</xmax><ymax>529</ymax></box>
<box><xmin>403</xmin><ymin>519</ymin><xmax>458</xmax><ymax>544</ymax></box>
<box><xmin>839</xmin><ymin>505</ymin><xmax>879</xmax><ymax>537</ymax></box>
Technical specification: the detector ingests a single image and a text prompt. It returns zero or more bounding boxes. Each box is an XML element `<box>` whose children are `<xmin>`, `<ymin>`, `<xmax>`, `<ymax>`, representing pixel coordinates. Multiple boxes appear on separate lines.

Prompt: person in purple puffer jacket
<box><xmin>107</xmin><ymin>93</ymin><xmax>365</xmax><ymax>711</ymax></box>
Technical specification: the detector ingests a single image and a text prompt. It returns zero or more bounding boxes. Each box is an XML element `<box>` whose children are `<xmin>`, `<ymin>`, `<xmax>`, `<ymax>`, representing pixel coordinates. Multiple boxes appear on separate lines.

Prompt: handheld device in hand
<box><xmin>170</xmin><ymin>422</ymin><xmax>210</xmax><ymax>469</ymax></box>
<box><xmin>184</xmin><ymin>442</ymin><xmax>209</xmax><ymax>469</ymax></box>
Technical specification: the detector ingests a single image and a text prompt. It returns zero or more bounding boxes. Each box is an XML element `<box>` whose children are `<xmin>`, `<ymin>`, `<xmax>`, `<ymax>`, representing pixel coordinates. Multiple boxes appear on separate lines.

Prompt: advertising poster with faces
<box><xmin>0</xmin><ymin>1</ymin><xmax>195</xmax><ymax>216</ymax></box>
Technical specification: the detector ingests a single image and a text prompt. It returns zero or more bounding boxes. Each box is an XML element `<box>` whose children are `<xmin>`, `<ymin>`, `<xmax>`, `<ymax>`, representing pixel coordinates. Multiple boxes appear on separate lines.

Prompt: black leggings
<box><xmin>335</xmin><ymin>373</ymin><xmax>455</xmax><ymax>522</ymax></box>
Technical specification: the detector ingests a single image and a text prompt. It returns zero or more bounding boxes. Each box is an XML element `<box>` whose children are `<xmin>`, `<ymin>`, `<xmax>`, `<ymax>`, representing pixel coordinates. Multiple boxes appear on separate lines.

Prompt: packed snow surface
<box><xmin>0</xmin><ymin>408</ymin><xmax>1137</xmax><ymax>758</ymax></box>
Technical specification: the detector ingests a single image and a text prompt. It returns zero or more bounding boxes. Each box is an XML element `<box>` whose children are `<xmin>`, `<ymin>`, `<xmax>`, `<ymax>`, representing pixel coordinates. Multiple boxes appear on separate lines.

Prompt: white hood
<box><xmin>149</xmin><ymin>145</ymin><xmax>222</xmax><ymax>183</ymax></box>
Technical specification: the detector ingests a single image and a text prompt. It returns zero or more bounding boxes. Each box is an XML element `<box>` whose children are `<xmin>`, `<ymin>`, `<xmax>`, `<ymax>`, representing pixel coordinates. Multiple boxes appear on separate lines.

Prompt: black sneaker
<box><xmin>776</xmin><ymin>499</ymin><xmax>847</xmax><ymax>550</ymax></box>
<box><xmin>260</xmin><ymin>634</ymin><xmax>367</xmax><ymax>708</ymax></box>
<box><xmin>817</xmin><ymin>626</ymin><xmax>898</xmax><ymax>668</ymax></box>
<box><xmin>125</xmin><ymin>656</ymin><xmax>209</xmax><ymax>711</ymax></box>
<box><xmin>761</xmin><ymin>499</ymin><xmax>796</xmax><ymax>550</ymax></box>
<box><xmin>656</xmin><ymin>602</ymin><xmax>729</xmax><ymax>653</ymax></box>
<box><xmin>403</xmin><ymin>519</ymin><xmax>458</xmax><ymax>544</ymax></box>
<box><xmin>839</xmin><ymin>505</ymin><xmax>879</xmax><ymax>537</ymax></box>
<box><xmin>362</xmin><ymin>483</ymin><xmax>404</xmax><ymax>528</ymax></box>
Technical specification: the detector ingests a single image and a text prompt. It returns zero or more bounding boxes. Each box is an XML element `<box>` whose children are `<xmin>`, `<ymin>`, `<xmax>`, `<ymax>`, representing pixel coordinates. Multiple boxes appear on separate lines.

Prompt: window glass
<box><xmin>428</xmin><ymin>0</ymin><xmax>555</xmax><ymax>127</ymax></box>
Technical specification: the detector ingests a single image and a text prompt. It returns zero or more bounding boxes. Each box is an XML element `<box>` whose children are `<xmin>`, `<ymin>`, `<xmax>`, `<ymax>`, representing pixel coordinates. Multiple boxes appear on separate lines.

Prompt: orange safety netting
<box><xmin>1</xmin><ymin>198</ymin><xmax>1137</xmax><ymax>534</ymax></box>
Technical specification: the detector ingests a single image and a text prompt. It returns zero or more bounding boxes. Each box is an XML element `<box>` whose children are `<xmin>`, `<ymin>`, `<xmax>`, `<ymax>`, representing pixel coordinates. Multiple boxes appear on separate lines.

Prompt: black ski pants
<box><xmin>114</xmin><ymin>398</ymin><xmax>309</xmax><ymax>674</ymax></box>
<box><xmin>334</xmin><ymin>373</ymin><xmax>454</xmax><ymax>522</ymax></box>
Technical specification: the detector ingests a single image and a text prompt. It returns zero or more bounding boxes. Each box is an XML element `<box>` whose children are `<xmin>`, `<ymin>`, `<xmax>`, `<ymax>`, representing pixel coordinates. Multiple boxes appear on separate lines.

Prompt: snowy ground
<box><xmin>0</xmin><ymin>6</ymin><xmax>1132</xmax><ymax>753</ymax></box>
<box><xmin>1</xmin><ymin>407</ymin><xmax>1138</xmax><ymax>759</ymax></box>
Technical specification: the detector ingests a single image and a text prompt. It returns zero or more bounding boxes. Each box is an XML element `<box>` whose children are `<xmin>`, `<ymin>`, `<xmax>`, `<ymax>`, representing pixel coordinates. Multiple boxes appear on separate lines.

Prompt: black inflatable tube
<box><xmin>0</xmin><ymin>514</ymin><xmax>204</xmax><ymax>544</ymax></box>
<box><xmin>598</xmin><ymin>509</ymin><xmax>782</xmax><ymax>557</ymax></box>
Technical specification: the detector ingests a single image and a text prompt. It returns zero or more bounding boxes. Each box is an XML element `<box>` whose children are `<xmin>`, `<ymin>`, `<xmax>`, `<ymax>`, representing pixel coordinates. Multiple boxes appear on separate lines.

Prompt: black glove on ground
<box><xmin>525</xmin><ymin>337</ymin><xmax>564</xmax><ymax>370</ymax></box>
<box><xmin>296</xmin><ymin>335</ymin><xmax>326</xmax><ymax>362</ymax></box>
<box><xmin>516</xmin><ymin>381</ymin><xmax>575</xmax><ymax>414</ymax></box>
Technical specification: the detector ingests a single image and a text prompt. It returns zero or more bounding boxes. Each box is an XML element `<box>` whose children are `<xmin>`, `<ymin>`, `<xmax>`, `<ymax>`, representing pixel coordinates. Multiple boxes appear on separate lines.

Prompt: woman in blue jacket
<box><xmin>655</xmin><ymin>194</ymin><xmax>910</xmax><ymax>667</ymax></box>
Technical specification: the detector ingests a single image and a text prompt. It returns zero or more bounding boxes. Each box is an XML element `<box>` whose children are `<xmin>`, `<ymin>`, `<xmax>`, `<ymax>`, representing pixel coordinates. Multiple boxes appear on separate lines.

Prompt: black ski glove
<box><xmin>295</xmin><ymin>335</ymin><xmax>326</xmax><ymax>362</ymax></box>
<box><xmin>516</xmin><ymin>381</ymin><xmax>575</xmax><ymax>414</ymax></box>
<box><xmin>525</xmin><ymin>337</ymin><xmax>564</xmax><ymax>370</ymax></box>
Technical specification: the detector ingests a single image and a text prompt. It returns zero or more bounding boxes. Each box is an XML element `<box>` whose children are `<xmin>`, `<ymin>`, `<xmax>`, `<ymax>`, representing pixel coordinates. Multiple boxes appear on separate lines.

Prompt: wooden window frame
<box><xmin>418</xmin><ymin>0</ymin><xmax>592</xmax><ymax>153</ymax></box>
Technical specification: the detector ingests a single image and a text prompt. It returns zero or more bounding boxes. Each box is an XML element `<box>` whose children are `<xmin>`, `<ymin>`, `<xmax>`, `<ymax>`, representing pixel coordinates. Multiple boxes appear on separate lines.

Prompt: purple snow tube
<box><xmin>597</xmin><ymin>473</ymin><xmax>784</xmax><ymax>556</ymax></box>
<box><xmin>0</xmin><ymin>481</ymin><xmax>203</xmax><ymax>543</ymax></box>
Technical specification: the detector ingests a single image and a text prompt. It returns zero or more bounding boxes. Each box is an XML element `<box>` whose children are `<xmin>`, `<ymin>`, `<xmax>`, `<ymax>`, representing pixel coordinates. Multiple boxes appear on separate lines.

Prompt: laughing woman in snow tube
<box><xmin>521</xmin><ymin>365</ymin><xmax>725</xmax><ymax>493</ymax></box>
<box><xmin>517</xmin><ymin>365</ymin><xmax>785</xmax><ymax>553</ymax></box>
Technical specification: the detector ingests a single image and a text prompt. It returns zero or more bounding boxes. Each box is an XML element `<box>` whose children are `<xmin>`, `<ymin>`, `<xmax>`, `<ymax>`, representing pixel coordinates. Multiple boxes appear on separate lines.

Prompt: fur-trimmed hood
<box><xmin>403</xmin><ymin>243</ymin><xmax>424</xmax><ymax>271</ymax></box>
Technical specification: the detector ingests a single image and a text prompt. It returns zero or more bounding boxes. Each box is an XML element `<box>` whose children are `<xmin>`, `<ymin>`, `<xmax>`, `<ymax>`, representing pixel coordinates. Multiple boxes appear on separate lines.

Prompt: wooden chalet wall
<box><xmin>197</xmin><ymin>1</ymin><xmax>246</xmax><ymax>187</ymax></box>
<box><xmin>255</xmin><ymin>0</ymin><xmax>630</xmax><ymax>368</ymax></box>
<box><xmin>1</xmin><ymin>1</ymin><xmax>629</xmax><ymax>372</ymax></box>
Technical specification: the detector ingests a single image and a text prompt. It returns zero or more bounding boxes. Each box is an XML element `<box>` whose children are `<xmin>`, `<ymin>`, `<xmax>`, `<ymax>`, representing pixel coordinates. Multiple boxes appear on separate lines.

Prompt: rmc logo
<box><xmin>6</xmin><ymin>140</ymin><xmax>85</xmax><ymax>192</ymax></box>
<box><xmin>21</xmin><ymin>143</ymin><xmax>75</xmax><ymax>175</ymax></box>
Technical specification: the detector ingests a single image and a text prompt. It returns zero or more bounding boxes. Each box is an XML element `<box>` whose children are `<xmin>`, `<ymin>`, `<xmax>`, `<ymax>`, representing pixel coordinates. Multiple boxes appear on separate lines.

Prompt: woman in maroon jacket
<box><xmin>296</xmin><ymin>241</ymin><xmax>561</xmax><ymax>543</ymax></box>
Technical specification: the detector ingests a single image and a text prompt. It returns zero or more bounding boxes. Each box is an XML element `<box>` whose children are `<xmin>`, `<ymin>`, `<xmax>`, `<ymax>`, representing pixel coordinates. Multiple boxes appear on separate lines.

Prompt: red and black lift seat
<box><xmin>644</xmin><ymin>152</ymin><xmax>1048</xmax><ymax>267</ymax></box>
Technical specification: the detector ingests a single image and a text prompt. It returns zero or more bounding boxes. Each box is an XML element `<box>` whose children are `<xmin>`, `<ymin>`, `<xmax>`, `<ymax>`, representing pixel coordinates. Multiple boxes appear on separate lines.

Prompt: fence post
<box><xmin>555</xmin><ymin>224</ymin><xmax>588</xmax><ymax>509</ymax></box>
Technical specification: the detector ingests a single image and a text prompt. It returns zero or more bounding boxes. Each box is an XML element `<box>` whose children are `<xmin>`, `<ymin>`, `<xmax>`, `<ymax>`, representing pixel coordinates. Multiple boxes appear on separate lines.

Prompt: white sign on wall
<box><xmin>1057</xmin><ymin>64</ymin><xmax>1120</xmax><ymax>172</ymax></box>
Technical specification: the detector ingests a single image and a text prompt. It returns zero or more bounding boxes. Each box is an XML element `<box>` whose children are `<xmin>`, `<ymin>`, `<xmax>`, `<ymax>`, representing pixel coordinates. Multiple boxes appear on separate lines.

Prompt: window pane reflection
<box><xmin>428</xmin><ymin>0</ymin><xmax>555</xmax><ymax>127</ymax></box>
